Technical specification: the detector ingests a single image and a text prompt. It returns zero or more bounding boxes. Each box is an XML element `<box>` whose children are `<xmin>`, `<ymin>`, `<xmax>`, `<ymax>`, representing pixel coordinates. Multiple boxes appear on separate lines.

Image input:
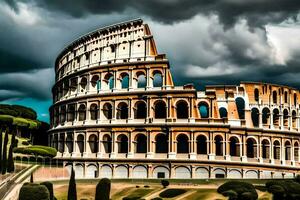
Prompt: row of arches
<box><xmin>52</xmin><ymin>133</ymin><xmax>299</xmax><ymax>162</ymax></box>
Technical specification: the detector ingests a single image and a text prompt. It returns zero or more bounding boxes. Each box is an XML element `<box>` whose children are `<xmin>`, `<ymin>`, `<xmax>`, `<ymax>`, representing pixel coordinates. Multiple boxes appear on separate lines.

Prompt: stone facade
<box><xmin>49</xmin><ymin>19</ymin><xmax>300</xmax><ymax>179</ymax></box>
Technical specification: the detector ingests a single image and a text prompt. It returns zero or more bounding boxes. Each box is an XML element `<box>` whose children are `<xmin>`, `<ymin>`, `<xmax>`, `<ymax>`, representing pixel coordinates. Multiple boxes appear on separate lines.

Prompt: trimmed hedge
<box><xmin>266</xmin><ymin>180</ymin><xmax>300</xmax><ymax>200</ymax></box>
<box><xmin>95</xmin><ymin>178</ymin><xmax>111</xmax><ymax>200</ymax></box>
<box><xmin>40</xmin><ymin>181</ymin><xmax>54</xmax><ymax>200</ymax></box>
<box><xmin>217</xmin><ymin>181</ymin><xmax>258</xmax><ymax>200</ymax></box>
<box><xmin>161</xmin><ymin>180</ymin><xmax>169</xmax><ymax>188</ymax></box>
<box><xmin>19</xmin><ymin>183</ymin><xmax>50</xmax><ymax>200</ymax></box>
<box><xmin>159</xmin><ymin>189</ymin><xmax>186</xmax><ymax>198</ymax></box>
<box><xmin>13</xmin><ymin>145</ymin><xmax>57</xmax><ymax>157</ymax></box>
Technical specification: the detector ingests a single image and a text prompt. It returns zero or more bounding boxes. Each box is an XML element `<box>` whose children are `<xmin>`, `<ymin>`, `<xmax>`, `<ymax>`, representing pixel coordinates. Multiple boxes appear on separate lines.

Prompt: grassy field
<box><xmin>51</xmin><ymin>179</ymin><xmax>273</xmax><ymax>200</ymax></box>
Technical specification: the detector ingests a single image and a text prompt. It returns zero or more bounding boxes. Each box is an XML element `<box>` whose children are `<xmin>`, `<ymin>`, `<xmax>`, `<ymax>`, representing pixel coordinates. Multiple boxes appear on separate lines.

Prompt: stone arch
<box><xmin>219</xmin><ymin>107</ymin><xmax>228</xmax><ymax>118</ymax></box>
<box><xmin>137</xmin><ymin>72</ymin><xmax>146</xmax><ymax>88</ymax></box>
<box><xmin>135</xmin><ymin>134</ymin><xmax>147</xmax><ymax>153</ymax></box>
<box><xmin>175</xmin><ymin>166</ymin><xmax>191</xmax><ymax>179</ymax></box>
<box><xmin>117</xmin><ymin>102</ymin><xmax>128</xmax><ymax>119</ymax></box>
<box><xmin>292</xmin><ymin>110</ymin><xmax>297</xmax><ymax>128</ymax></box>
<box><xmin>104</xmin><ymin>73</ymin><xmax>114</xmax><ymax>90</ymax></box>
<box><xmin>132</xmin><ymin>165</ymin><xmax>147</xmax><ymax>178</ymax></box>
<box><xmin>176</xmin><ymin>100</ymin><xmax>189</xmax><ymax>119</ymax></box>
<box><xmin>60</xmin><ymin>105</ymin><xmax>66</xmax><ymax>123</ymax></box>
<box><xmin>80</xmin><ymin>77</ymin><xmax>87</xmax><ymax>90</ymax></box>
<box><xmin>66</xmin><ymin>133</ymin><xmax>73</xmax><ymax>153</ymax></box>
<box><xmin>86</xmin><ymin>164</ymin><xmax>98</xmax><ymax>178</ymax></box>
<box><xmin>213</xmin><ymin>168</ymin><xmax>226</xmax><ymax>178</ymax></box>
<box><xmin>177</xmin><ymin>134</ymin><xmax>189</xmax><ymax>153</ymax></box>
<box><xmin>229</xmin><ymin>136</ymin><xmax>240</xmax><ymax>157</ymax></box>
<box><xmin>235</xmin><ymin>97</ymin><xmax>245</xmax><ymax>119</ymax></box>
<box><xmin>88</xmin><ymin>134</ymin><xmax>98</xmax><ymax>153</ymax></box>
<box><xmin>78</xmin><ymin>104</ymin><xmax>86</xmax><ymax>121</ymax></box>
<box><xmin>294</xmin><ymin>141</ymin><xmax>299</xmax><ymax>161</ymax></box>
<box><xmin>273</xmin><ymin>90</ymin><xmax>278</xmax><ymax>104</ymax></box>
<box><xmin>134</xmin><ymin>101</ymin><xmax>147</xmax><ymax>119</ymax></box>
<box><xmin>273</xmin><ymin>140</ymin><xmax>281</xmax><ymax>160</ymax></box>
<box><xmin>245</xmin><ymin>170</ymin><xmax>259</xmax><ymax>179</ymax></box>
<box><xmin>251</xmin><ymin>107</ymin><xmax>259</xmax><ymax>127</ymax></box>
<box><xmin>153</xmin><ymin>71</ymin><xmax>163</xmax><ymax>87</ymax></box>
<box><xmin>76</xmin><ymin>134</ymin><xmax>84</xmax><ymax>154</ymax></box>
<box><xmin>262</xmin><ymin>139</ymin><xmax>270</xmax><ymax>159</ymax></box>
<box><xmin>285</xmin><ymin>140</ymin><xmax>291</xmax><ymax>160</ymax></box>
<box><xmin>90</xmin><ymin>103</ymin><xmax>98</xmax><ymax>120</ymax></box>
<box><xmin>155</xmin><ymin>133</ymin><xmax>168</xmax><ymax>153</ymax></box>
<box><xmin>196</xmin><ymin>135</ymin><xmax>207</xmax><ymax>154</ymax></box>
<box><xmin>58</xmin><ymin>134</ymin><xmax>64</xmax><ymax>153</ymax></box>
<box><xmin>254</xmin><ymin>88</ymin><xmax>259</xmax><ymax>101</ymax></box>
<box><xmin>283</xmin><ymin>109</ymin><xmax>289</xmax><ymax>127</ymax></box>
<box><xmin>227</xmin><ymin>169</ymin><xmax>242</xmax><ymax>179</ymax></box>
<box><xmin>117</xmin><ymin>134</ymin><xmax>128</xmax><ymax>153</ymax></box>
<box><xmin>262</xmin><ymin>107</ymin><xmax>270</xmax><ymax>125</ymax></box>
<box><xmin>198</xmin><ymin>102</ymin><xmax>209</xmax><ymax>118</ymax></box>
<box><xmin>215</xmin><ymin>135</ymin><xmax>223</xmax><ymax>156</ymax></box>
<box><xmin>120</xmin><ymin>72</ymin><xmax>129</xmax><ymax>89</ymax></box>
<box><xmin>195</xmin><ymin>167</ymin><xmax>209</xmax><ymax>179</ymax></box>
<box><xmin>246</xmin><ymin>137</ymin><xmax>257</xmax><ymax>158</ymax></box>
<box><xmin>115</xmin><ymin>165</ymin><xmax>128</xmax><ymax>178</ymax></box>
<box><xmin>273</xmin><ymin>108</ymin><xmax>280</xmax><ymax>126</ymax></box>
<box><xmin>102</xmin><ymin>134</ymin><xmax>112</xmax><ymax>153</ymax></box>
<box><xmin>103</xmin><ymin>103</ymin><xmax>113</xmax><ymax>120</ymax></box>
<box><xmin>67</xmin><ymin>104</ymin><xmax>76</xmax><ymax>121</ymax></box>
<box><xmin>74</xmin><ymin>164</ymin><xmax>84</xmax><ymax>178</ymax></box>
<box><xmin>154</xmin><ymin>100</ymin><xmax>167</xmax><ymax>119</ymax></box>
<box><xmin>153</xmin><ymin>166</ymin><xmax>170</xmax><ymax>179</ymax></box>
<box><xmin>100</xmin><ymin>165</ymin><xmax>112</xmax><ymax>178</ymax></box>
<box><xmin>91</xmin><ymin>74</ymin><xmax>100</xmax><ymax>91</ymax></box>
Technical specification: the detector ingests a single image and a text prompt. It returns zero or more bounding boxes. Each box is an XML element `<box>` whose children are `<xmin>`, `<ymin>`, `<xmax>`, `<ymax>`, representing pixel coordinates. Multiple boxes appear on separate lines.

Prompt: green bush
<box><xmin>13</xmin><ymin>145</ymin><xmax>57</xmax><ymax>157</ymax></box>
<box><xmin>41</xmin><ymin>181</ymin><xmax>54</xmax><ymax>200</ymax></box>
<box><xmin>144</xmin><ymin>185</ymin><xmax>150</xmax><ymax>188</ymax></box>
<box><xmin>95</xmin><ymin>178</ymin><xmax>111</xmax><ymax>200</ymax></box>
<box><xmin>266</xmin><ymin>180</ymin><xmax>300</xmax><ymax>200</ymax></box>
<box><xmin>221</xmin><ymin>190</ymin><xmax>238</xmax><ymax>200</ymax></box>
<box><xmin>217</xmin><ymin>181</ymin><xmax>258</xmax><ymax>200</ymax></box>
<box><xmin>159</xmin><ymin>189</ymin><xmax>186</xmax><ymax>198</ymax></box>
<box><xmin>18</xmin><ymin>183</ymin><xmax>50</xmax><ymax>200</ymax></box>
<box><xmin>161</xmin><ymin>180</ymin><xmax>169</xmax><ymax>188</ymax></box>
<box><xmin>0</xmin><ymin>104</ymin><xmax>37</xmax><ymax>120</ymax></box>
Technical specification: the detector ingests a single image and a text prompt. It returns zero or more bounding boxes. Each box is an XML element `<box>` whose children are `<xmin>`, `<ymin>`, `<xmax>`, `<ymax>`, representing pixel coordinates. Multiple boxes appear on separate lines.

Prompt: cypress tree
<box><xmin>30</xmin><ymin>173</ymin><xmax>34</xmax><ymax>183</ymax></box>
<box><xmin>95</xmin><ymin>178</ymin><xmax>111</xmax><ymax>200</ymax></box>
<box><xmin>1</xmin><ymin>128</ymin><xmax>8</xmax><ymax>174</ymax></box>
<box><xmin>7</xmin><ymin>130</ymin><xmax>15</xmax><ymax>172</ymax></box>
<box><xmin>0</xmin><ymin>127</ymin><xmax>3</xmax><ymax>172</ymax></box>
<box><xmin>67</xmin><ymin>167</ymin><xmax>77</xmax><ymax>200</ymax></box>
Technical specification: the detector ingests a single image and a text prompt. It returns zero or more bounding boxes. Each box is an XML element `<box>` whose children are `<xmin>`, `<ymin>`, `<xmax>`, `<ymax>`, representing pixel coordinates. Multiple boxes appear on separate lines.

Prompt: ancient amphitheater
<box><xmin>49</xmin><ymin>19</ymin><xmax>300</xmax><ymax>179</ymax></box>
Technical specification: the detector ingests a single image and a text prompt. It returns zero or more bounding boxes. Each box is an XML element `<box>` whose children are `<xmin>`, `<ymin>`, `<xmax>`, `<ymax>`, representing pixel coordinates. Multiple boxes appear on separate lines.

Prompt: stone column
<box><xmin>189</xmin><ymin>131</ymin><xmax>196</xmax><ymax>159</ymax></box>
<box><xmin>127</xmin><ymin>131</ymin><xmax>134</xmax><ymax>158</ymax></box>
<box><xmin>146</xmin><ymin>131</ymin><xmax>154</xmax><ymax>158</ymax></box>
<box><xmin>242</xmin><ymin>136</ymin><xmax>247</xmax><ymax>162</ymax></box>
<box><xmin>97</xmin><ymin>131</ymin><xmax>102</xmax><ymax>158</ymax></box>
<box><xmin>168</xmin><ymin>131</ymin><xmax>176</xmax><ymax>159</ymax></box>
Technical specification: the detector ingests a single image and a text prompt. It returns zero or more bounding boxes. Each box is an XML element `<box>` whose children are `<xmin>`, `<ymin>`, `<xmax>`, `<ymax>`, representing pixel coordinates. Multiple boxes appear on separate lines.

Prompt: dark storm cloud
<box><xmin>7</xmin><ymin>0</ymin><xmax>300</xmax><ymax>26</ymax></box>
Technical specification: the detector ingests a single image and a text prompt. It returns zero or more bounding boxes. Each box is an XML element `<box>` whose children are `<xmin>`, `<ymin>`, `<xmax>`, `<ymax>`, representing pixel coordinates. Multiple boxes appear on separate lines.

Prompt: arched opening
<box><xmin>78</xmin><ymin>104</ymin><xmax>86</xmax><ymax>121</ymax></box>
<box><xmin>77</xmin><ymin>134</ymin><xmax>84</xmax><ymax>154</ymax></box>
<box><xmin>215</xmin><ymin>135</ymin><xmax>223</xmax><ymax>156</ymax></box>
<box><xmin>292</xmin><ymin>110</ymin><xmax>297</xmax><ymax>128</ymax></box>
<box><xmin>135</xmin><ymin>101</ymin><xmax>147</xmax><ymax>119</ymax></box>
<box><xmin>117</xmin><ymin>134</ymin><xmax>128</xmax><ymax>153</ymax></box>
<box><xmin>103</xmin><ymin>135</ymin><xmax>112</xmax><ymax>153</ymax></box>
<box><xmin>235</xmin><ymin>97</ymin><xmax>245</xmax><ymax>119</ymax></box>
<box><xmin>104</xmin><ymin>73</ymin><xmax>114</xmax><ymax>90</ymax></box>
<box><xmin>67</xmin><ymin>104</ymin><xmax>76</xmax><ymax>121</ymax></box>
<box><xmin>58</xmin><ymin>134</ymin><xmax>64</xmax><ymax>153</ymax></box>
<box><xmin>246</xmin><ymin>138</ymin><xmax>257</xmax><ymax>158</ymax></box>
<box><xmin>66</xmin><ymin>133</ymin><xmax>73</xmax><ymax>153</ymax></box>
<box><xmin>137</xmin><ymin>73</ymin><xmax>146</xmax><ymax>88</ymax></box>
<box><xmin>198</xmin><ymin>102</ymin><xmax>209</xmax><ymax>118</ymax></box>
<box><xmin>103</xmin><ymin>103</ymin><xmax>113</xmax><ymax>120</ymax></box>
<box><xmin>219</xmin><ymin>107</ymin><xmax>228</xmax><ymax>118</ymax></box>
<box><xmin>294</xmin><ymin>142</ymin><xmax>299</xmax><ymax>161</ymax></box>
<box><xmin>155</xmin><ymin>134</ymin><xmax>168</xmax><ymax>153</ymax></box>
<box><xmin>273</xmin><ymin>91</ymin><xmax>277</xmax><ymax>104</ymax></box>
<box><xmin>91</xmin><ymin>75</ymin><xmax>100</xmax><ymax>91</ymax></box>
<box><xmin>251</xmin><ymin>108</ymin><xmax>259</xmax><ymax>127</ymax></box>
<box><xmin>273</xmin><ymin>141</ymin><xmax>280</xmax><ymax>160</ymax></box>
<box><xmin>273</xmin><ymin>109</ymin><xmax>280</xmax><ymax>127</ymax></box>
<box><xmin>294</xmin><ymin>93</ymin><xmax>297</xmax><ymax>105</ymax></box>
<box><xmin>136</xmin><ymin>134</ymin><xmax>147</xmax><ymax>153</ymax></box>
<box><xmin>154</xmin><ymin>101</ymin><xmax>166</xmax><ymax>119</ymax></box>
<box><xmin>284</xmin><ymin>91</ymin><xmax>288</xmax><ymax>103</ymax></box>
<box><xmin>262</xmin><ymin>139</ymin><xmax>270</xmax><ymax>159</ymax></box>
<box><xmin>60</xmin><ymin>105</ymin><xmax>66</xmax><ymax>123</ymax></box>
<box><xmin>254</xmin><ymin>88</ymin><xmax>259</xmax><ymax>102</ymax></box>
<box><xmin>121</xmin><ymin>73</ymin><xmax>129</xmax><ymax>89</ymax></box>
<box><xmin>262</xmin><ymin>108</ymin><xmax>270</xmax><ymax>125</ymax></box>
<box><xmin>70</xmin><ymin>78</ymin><xmax>77</xmax><ymax>94</ymax></box>
<box><xmin>80</xmin><ymin>77</ymin><xmax>87</xmax><ymax>91</ymax></box>
<box><xmin>90</xmin><ymin>104</ymin><xmax>98</xmax><ymax>120</ymax></box>
<box><xmin>230</xmin><ymin>137</ymin><xmax>240</xmax><ymax>157</ymax></box>
<box><xmin>88</xmin><ymin>134</ymin><xmax>98</xmax><ymax>153</ymax></box>
<box><xmin>153</xmin><ymin>72</ymin><xmax>163</xmax><ymax>87</ymax></box>
<box><xmin>196</xmin><ymin>135</ymin><xmax>207</xmax><ymax>154</ymax></box>
<box><xmin>117</xmin><ymin>102</ymin><xmax>128</xmax><ymax>119</ymax></box>
<box><xmin>177</xmin><ymin>134</ymin><xmax>189</xmax><ymax>153</ymax></box>
<box><xmin>285</xmin><ymin>141</ymin><xmax>291</xmax><ymax>160</ymax></box>
<box><xmin>63</xmin><ymin>81</ymin><xmax>69</xmax><ymax>96</ymax></box>
<box><xmin>283</xmin><ymin>109</ymin><xmax>289</xmax><ymax>127</ymax></box>
<box><xmin>176</xmin><ymin>101</ymin><xmax>189</xmax><ymax>119</ymax></box>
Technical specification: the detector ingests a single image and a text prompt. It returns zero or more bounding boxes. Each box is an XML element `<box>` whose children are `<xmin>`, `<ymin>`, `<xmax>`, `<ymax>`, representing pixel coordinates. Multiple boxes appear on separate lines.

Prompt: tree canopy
<box><xmin>0</xmin><ymin>104</ymin><xmax>37</xmax><ymax>120</ymax></box>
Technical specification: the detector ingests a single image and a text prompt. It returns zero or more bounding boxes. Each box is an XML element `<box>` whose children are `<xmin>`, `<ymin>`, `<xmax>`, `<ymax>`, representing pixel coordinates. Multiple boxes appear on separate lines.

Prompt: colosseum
<box><xmin>49</xmin><ymin>19</ymin><xmax>300</xmax><ymax>179</ymax></box>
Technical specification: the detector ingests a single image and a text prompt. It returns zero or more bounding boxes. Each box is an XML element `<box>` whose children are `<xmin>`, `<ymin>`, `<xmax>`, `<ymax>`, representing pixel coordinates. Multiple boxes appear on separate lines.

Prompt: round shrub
<box><xmin>268</xmin><ymin>185</ymin><xmax>285</xmax><ymax>200</ymax></box>
<box><xmin>265</xmin><ymin>180</ymin><xmax>300</xmax><ymax>200</ymax></box>
<box><xmin>136</xmin><ymin>185</ymin><xmax>140</xmax><ymax>188</ymax></box>
<box><xmin>40</xmin><ymin>181</ymin><xmax>54</xmax><ymax>200</ymax></box>
<box><xmin>159</xmin><ymin>189</ymin><xmax>186</xmax><ymax>198</ymax></box>
<box><xmin>95</xmin><ymin>178</ymin><xmax>111</xmax><ymax>200</ymax></box>
<box><xmin>161</xmin><ymin>180</ymin><xmax>169</xmax><ymax>188</ymax></box>
<box><xmin>221</xmin><ymin>190</ymin><xmax>238</xmax><ymax>200</ymax></box>
<box><xmin>144</xmin><ymin>185</ymin><xmax>150</xmax><ymax>188</ymax></box>
<box><xmin>217</xmin><ymin>181</ymin><xmax>258</xmax><ymax>200</ymax></box>
<box><xmin>13</xmin><ymin>145</ymin><xmax>57</xmax><ymax>157</ymax></box>
<box><xmin>18</xmin><ymin>183</ymin><xmax>50</xmax><ymax>200</ymax></box>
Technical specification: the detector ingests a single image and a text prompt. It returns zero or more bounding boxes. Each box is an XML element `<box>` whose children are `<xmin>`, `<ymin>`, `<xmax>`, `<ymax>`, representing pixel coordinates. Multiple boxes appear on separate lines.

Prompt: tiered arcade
<box><xmin>49</xmin><ymin>19</ymin><xmax>300</xmax><ymax>179</ymax></box>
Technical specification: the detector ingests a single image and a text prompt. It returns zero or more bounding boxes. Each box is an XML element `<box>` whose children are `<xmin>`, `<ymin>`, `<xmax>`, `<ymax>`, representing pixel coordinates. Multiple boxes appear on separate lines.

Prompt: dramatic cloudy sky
<box><xmin>1</xmin><ymin>0</ymin><xmax>300</xmax><ymax>122</ymax></box>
